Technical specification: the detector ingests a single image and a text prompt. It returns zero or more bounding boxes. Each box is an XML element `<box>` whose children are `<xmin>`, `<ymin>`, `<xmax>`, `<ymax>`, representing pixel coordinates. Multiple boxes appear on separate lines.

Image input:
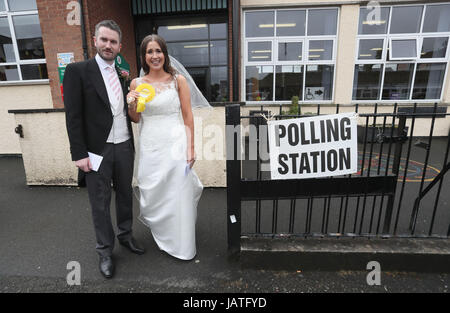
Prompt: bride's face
<box><xmin>145</xmin><ymin>40</ymin><xmax>165</xmax><ymax>72</ymax></box>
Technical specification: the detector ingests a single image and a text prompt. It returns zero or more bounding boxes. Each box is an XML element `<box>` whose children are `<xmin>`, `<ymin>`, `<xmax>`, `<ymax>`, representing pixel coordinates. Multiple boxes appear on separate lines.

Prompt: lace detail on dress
<box><xmin>136</xmin><ymin>76</ymin><xmax>181</xmax><ymax>117</ymax></box>
<box><xmin>136</xmin><ymin>76</ymin><xmax>177</xmax><ymax>96</ymax></box>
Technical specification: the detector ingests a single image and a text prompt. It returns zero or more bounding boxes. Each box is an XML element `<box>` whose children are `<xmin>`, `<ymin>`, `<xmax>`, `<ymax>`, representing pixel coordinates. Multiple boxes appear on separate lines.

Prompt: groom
<box><xmin>64</xmin><ymin>20</ymin><xmax>144</xmax><ymax>279</ymax></box>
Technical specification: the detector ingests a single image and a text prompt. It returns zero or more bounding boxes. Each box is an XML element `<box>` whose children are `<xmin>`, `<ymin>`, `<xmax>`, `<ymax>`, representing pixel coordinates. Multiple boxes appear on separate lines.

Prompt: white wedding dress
<box><xmin>135</xmin><ymin>76</ymin><xmax>203</xmax><ymax>260</ymax></box>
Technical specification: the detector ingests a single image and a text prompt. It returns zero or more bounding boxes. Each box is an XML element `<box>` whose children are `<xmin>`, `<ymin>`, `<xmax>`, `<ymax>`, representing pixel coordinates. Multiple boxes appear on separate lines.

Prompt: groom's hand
<box><xmin>75</xmin><ymin>157</ymin><xmax>92</xmax><ymax>172</ymax></box>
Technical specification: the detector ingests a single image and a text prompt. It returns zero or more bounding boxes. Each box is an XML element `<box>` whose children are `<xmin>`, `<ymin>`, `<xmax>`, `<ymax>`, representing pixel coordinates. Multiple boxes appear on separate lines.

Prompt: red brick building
<box><xmin>37</xmin><ymin>0</ymin><xmax>235</xmax><ymax>109</ymax></box>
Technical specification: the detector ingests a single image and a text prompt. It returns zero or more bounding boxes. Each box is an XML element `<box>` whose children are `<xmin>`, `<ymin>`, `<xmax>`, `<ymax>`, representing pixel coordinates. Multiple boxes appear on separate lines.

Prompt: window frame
<box><xmin>242</xmin><ymin>7</ymin><xmax>339</xmax><ymax>105</ymax></box>
<box><xmin>353</xmin><ymin>2</ymin><xmax>450</xmax><ymax>103</ymax></box>
<box><xmin>0</xmin><ymin>0</ymin><xmax>48</xmax><ymax>84</ymax></box>
<box><xmin>388</xmin><ymin>37</ymin><xmax>419</xmax><ymax>61</ymax></box>
<box><xmin>356</xmin><ymin>38</ymin><xmax>386</xmax><ymax>61</ymax></box>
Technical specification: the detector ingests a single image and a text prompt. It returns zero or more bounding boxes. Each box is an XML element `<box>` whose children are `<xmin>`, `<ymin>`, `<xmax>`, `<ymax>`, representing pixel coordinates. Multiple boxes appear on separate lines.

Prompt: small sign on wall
<box><xmin>57</xmin><ymin>52</ymin><xmax>75</xmax><ymax>101</ymax></box>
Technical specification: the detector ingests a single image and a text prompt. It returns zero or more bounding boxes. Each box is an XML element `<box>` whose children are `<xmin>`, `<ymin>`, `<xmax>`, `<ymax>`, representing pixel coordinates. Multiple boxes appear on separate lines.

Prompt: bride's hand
<box><xmin>126</xmin><ymin>90</ymin><xmax>140</xmax><ymax>112</ymax></box>
<box><xmin>187</xmin><ymin>150</ymin><xmax>196</xmax><ymax>169</ymax></box>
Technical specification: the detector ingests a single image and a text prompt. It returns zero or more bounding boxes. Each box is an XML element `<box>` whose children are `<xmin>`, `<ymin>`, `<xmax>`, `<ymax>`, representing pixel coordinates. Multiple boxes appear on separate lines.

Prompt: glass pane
<box><xmin>305</xmin><ymin>65</ymin><xmax>334</xmax><ymax>101</ymax></box>
<box><xmin>423</xmin><ymin>4</ymin><xmax>450</xmax><ymax>33</ymax></box>
<box><xmin>21</xmin><ymin>63</ymin><xmax>48</xmax><ymax>80</ymax></box>
<box><xmin>358</xmin><ymin>7</ymin><xmax>390</xmax><ymax>35</ymax></box>
<box><xmin>275</xmin><ymin>65</ymin><xmax>303</xmax><ymax>101</ymax></box>
<box><xmin>211</xmin><ymin>40</ymin><xmax>227</xmax><ymax>65</ymax></box>
<box><xmin>308</xmin><ymin>40</ymin><xmax>333</xmax><ymax>61</ymax></box>
<box><xmin>13</xmin><ymin>15</ymin><xmax>45</xmax><ymax>60</ymax></box>
<box><xmin>391</xmin><ymin>40</ymin><xmax>417</xmax><ymax>59</ymax></box>
<box><xmin>245</xmin><ymin>11</ymin><xmax>274</xmax><ymax>37</ymax></box>
<box><xmin>412</xmin><ymin>63</ymin><xmax>446</xmax><ymax>100</ymax></box>
<box><xmin>358</xmin><ymin>39</ymin><xmax>383</xmax><ymax>60</ymax></box>
<box><xmin>248</xmin><ymin>41</ymin><xmax>271</xmax><ymax>62</ymax></box>
<box><xmin>276</xmin><ymin>10</ymin><xmax>306</xmax><ymax>36</ymax></box>
<box><xmin>210</xmin><ymin>66</ymin><xmax>228</xmax><ymax>102</ymax></box>
<box><xmin>390</xmin><ymin>6</ymin><xmax>423</xmax><ymax>34</ymax></box>
<box><xmin>158</xmin><ymin>23</ymin><xmax>208</xmax><ymax>41</ymax></box>
<box><xmin>246</xmin><ymin>66</ymin><xmax>273</xmax><ymax>101</ymax></box>
<box><xmin>167</xmin><ymin>41</ymin><xmax>209</xmax><ymax>67</ymax></box>
<box><xmin>307</xmin><ymin>9</ymin><xmax>338</xmax><ymax>36</ymax></box>
<box><xmin>7</xmin><ymin>0</ymin><xmax>37</xmax><ymax>11</ymax></box>
<box><xmin>278</xmin><ymin>42</ymin><xmax>302</xmax><ymax>61</ymax></box>
<box><xmin>210</xmin><ymin>23</ymin><xmax>227</xmax><ymax>39</ymax></box>
<box><xmin>421</xmin><ymin>37</ymin><xmax>448</xmax><ymax>59</ymax></box>
<box><xmin>0</xmin><ymin>65</ymin><xmax>19</xmax><ymax>81</ymax></box>
<box><xmin>0</xmin><ymin>1</ymin><xmax>5</xmax><ymax>11</ymax></box>
<box><xmin>352</xmin><ymin>64</ymin><xmax>383</xmax><ymax>100</ymax></box>
<box><xmin>187</xmin><ymin>68</ymin><xmax>208</xmax><ymax>100</ymax></box>
<box><xmin>382</xmin><ymin>63</ymin><xmax>414</xmax><ymax>100</ymax></box>
<box><xmin>0</xmin><ymin>17</ymin><xmax>15</xmax><ymax>62</ymax></box>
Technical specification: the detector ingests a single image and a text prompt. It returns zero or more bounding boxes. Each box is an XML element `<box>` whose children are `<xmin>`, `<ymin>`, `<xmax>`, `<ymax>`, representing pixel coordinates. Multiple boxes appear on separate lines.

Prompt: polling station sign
<box><xmin>268</xmin><ymin>112</ymin><xmax>358</xmax><ymax>180</ymax></box>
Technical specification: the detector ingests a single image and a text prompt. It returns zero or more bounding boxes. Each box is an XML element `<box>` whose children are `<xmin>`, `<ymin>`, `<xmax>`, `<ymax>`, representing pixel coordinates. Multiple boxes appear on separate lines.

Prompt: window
<box><xmin>244</xmin><ymin>8</ymin><xmax>338</xmax><ymax>103</ymax></box>
<box><xmin>353</xmin><ymin>3</ymin><xmax>450</xmax><ymax>101</ymax></box>
<box><xmin>0</xmin><ymin>0</ymin><xmax>47</xmax><ymax>82</ymax></box>
<box><xmin>389</xmin><ymin>39</ymin><xmax>418</xmax><ymax>60</ymax></box>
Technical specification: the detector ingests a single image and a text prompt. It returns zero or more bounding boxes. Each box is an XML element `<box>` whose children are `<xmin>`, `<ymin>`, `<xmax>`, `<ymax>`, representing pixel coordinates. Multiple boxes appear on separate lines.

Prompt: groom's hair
<box><xmin>95</xmin><ymin>20</ymin><xmax>122</xmax><ymax>42</ymax></box>
<box><xmin>140</xmin><ymin>34</ymin><xmax>175</xmax><ymax>76</ymax></box>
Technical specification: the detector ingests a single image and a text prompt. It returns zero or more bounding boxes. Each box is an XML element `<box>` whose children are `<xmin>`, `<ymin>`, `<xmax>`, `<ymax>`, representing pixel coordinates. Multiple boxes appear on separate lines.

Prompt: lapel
<box><xmin>87</xmin><ymin>58</ymin><xmax>110</xmax><ymax>108</ymax></box>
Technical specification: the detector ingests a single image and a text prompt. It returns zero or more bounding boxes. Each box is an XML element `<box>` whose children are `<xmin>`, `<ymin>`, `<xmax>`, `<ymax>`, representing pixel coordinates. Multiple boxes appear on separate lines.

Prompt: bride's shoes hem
<box><xmin>138</xmin><ymin>215</ymin><xmax>196</xmax><ymax>261</ymax></box>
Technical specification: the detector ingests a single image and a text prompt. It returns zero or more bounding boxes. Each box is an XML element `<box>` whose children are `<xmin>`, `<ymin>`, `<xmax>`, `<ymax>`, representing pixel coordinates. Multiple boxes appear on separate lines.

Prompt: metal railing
<box><xmin>226</xmin><ymin>103</ymin><xmax>450</xmax><ymax>254</ymax></box>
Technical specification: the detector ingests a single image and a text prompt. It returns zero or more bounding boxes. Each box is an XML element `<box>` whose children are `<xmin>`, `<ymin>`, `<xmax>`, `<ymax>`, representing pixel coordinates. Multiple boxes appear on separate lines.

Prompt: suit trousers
<box><xmin>85</xmin><ymin>139</ymin><xmax>134</xmax><ymax>257</ymax></box>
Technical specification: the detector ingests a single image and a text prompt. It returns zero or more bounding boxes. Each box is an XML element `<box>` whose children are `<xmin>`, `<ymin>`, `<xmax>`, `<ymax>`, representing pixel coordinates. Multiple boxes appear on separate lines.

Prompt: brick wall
<box><xmin>84</xmin><ymin>0</ymin><xmax>137</xmax><ymax>78</ymax></box>
<box><xmin>36</xmin><ymin>0</ymin><xmax>85</xmax><ymax>108</ymax></box>
<box><xmin>36</xmin><ymin>0</ymin><xmax>137</xmax><ymax>108</ymax></box>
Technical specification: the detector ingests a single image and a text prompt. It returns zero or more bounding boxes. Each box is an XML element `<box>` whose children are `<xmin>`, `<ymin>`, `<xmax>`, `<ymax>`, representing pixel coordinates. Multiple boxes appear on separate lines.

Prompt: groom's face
<box><xmin>94</xmin><ymin>26</ymin><xmax>121</xmax><ymax>62</ymax></box>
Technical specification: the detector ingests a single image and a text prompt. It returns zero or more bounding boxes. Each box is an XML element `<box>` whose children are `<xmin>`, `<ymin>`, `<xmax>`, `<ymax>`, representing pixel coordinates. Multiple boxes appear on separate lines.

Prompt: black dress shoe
<box><xmin>99</xmin><ymin>256</ymin><xmax>114</xmax><ymax>279</ymax></box>
<box><xmin>119</xmin><ymin>237</ymin><xmax>145</xmax><ymax>255</ymax></box>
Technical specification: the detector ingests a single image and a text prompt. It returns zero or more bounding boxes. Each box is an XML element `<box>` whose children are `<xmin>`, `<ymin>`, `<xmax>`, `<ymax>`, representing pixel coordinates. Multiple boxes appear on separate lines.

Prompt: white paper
<box><xmin>88</xmin><ymin>152</ymin><xmax>103</xmax><ymax>172</ymax></box>
<box><xmin>185</xmin><ymin>163</ymin><xmax>192</xmax><ymax>176</ymax></box>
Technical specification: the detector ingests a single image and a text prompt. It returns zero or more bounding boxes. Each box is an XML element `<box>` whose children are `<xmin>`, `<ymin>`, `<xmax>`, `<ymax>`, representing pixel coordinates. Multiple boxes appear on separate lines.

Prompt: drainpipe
<box><xmin>79</xmin><ymin>0</ymin><xmax>89</xmax><ymax>60</ymax></box>
<box><xmin>232</xmin><ymin>0</ymin><xmax>239</xmax><ymax>102</ymax></box>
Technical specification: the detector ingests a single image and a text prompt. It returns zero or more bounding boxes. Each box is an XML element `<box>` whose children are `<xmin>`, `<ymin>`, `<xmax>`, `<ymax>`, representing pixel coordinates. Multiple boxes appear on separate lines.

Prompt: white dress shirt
<box><xmin>95</xmin><ymin>54</ymin><xmax>130</xmax><ymax>144</ymax></box>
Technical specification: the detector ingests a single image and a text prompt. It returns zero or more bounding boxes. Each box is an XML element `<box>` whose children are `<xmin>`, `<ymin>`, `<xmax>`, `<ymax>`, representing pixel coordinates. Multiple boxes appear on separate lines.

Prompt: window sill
<box><xmin>0</xmin><ymin>79</ymin><xmax>50</xmax><ymax>87</ymax></box>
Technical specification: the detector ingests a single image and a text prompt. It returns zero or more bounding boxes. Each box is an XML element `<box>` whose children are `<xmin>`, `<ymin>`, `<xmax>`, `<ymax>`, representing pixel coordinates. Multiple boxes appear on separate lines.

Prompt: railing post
<box><xmin>226</xmin><ymin>104</ymin><xmax>242</xmax><ymax>258</ymax></box>
<box><xmin>383</xmin><ymin>115</ymin><xmax>407</xmax><ymax>234</ymax></box>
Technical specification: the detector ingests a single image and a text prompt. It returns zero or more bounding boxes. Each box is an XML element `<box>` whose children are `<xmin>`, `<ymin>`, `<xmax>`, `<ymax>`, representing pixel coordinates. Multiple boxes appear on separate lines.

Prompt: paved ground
<box><xmin>0</xmin><ymin>156</ymin><xmax>449</xmax><ymax>293</ymax></box>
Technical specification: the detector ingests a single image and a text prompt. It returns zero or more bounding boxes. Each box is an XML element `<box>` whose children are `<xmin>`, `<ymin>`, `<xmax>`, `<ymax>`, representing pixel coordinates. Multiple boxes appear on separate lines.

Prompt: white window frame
<box><xmin>389</xmin><ymin>37</ymin><xmax>419</xmax><ymax>61</ymax></box>
<box><xmin>275</xmin><ymin>39</ymin><xmax>304</xmax><ymax>63</ymax></box>
<box><xmin>242</xmin><ymin>7</ymin><xmax>339</xmax><ymax>105</ymax></box>
<box><xmin>353</xmin><ymin>2</ymin><xmax>450</xmax><ymax>103</ymax></box>
<box><xmin>356</xmin><ymin>38</ymin><xmax>386</xmax><ymax>61</ymax></box>
<box><xmin>0</xmin><ymin>0</ymin><xmax>48</xmax><ymax>84</ymax></box>
<box><xmin>419</xmin><ymin>35</ymin><xmax>450</xmax><ymax>61</ymax></box>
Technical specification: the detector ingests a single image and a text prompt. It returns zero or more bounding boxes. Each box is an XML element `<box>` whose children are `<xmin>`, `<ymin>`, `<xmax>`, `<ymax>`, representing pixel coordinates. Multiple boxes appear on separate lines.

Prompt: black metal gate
<box><xmin>226</xmin><ymin>103</ymin><xmax>450</xmax><ymax>255</ymax></box>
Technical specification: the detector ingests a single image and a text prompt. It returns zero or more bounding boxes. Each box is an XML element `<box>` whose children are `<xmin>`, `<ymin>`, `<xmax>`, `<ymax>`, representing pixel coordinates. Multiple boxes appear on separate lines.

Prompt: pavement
<box><xmin>0</xmin><ymin>156</ymin><xmax>449</xmax><ymax>293</ymax></box>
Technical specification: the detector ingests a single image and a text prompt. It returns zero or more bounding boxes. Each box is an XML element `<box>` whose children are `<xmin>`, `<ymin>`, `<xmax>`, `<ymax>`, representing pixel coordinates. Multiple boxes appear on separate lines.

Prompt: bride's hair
<box><xmin>140</xmin><ymin>34</ymin><xmax>176</xmax><ymax>76</ymax></box>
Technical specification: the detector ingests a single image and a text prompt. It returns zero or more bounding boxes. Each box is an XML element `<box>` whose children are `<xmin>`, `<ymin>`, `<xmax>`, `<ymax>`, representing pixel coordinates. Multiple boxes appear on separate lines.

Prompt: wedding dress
<box><xmin>135</xmin><ymin>76</ymin><xmax>203</xmax><ymax>260</ymax></box>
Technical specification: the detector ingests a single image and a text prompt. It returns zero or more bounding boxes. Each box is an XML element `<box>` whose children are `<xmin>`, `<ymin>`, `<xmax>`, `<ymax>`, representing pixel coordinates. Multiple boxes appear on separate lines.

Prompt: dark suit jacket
<box><xmin>63</xmin><ymin>58</ymin><xmax>133</xmax><ymax>186</ymax></box>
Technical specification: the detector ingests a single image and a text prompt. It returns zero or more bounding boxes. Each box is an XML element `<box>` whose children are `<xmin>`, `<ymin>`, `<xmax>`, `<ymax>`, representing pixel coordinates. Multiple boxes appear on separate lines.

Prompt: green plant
<box><xmin>281</xmin><ymin>95</ymin><xmax>301</xmax><ymax>118</ymax></box>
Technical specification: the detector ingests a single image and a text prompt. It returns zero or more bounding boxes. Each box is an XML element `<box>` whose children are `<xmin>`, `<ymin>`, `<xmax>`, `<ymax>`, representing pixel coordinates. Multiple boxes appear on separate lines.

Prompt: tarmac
<box><xmin>0</xmin><ymin>156</ymin><xmax>449</xmax><ymax>293</ymax></box>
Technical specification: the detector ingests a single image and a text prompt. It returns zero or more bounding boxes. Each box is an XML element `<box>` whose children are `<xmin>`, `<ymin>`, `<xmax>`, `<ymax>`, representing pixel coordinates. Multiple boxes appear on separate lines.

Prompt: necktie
<box><xmin>107</xmin><ymin>66</ymin><xmax>121</xmax><ymax>102</ymax></box>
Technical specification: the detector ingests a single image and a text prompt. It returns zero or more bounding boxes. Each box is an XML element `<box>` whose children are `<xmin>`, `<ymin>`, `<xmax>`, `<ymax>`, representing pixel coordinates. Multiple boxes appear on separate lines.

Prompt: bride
<box><xmin>126</xmin><ymin>34</ymin><xmax>206</xmax><ymax>260</ymax></box>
